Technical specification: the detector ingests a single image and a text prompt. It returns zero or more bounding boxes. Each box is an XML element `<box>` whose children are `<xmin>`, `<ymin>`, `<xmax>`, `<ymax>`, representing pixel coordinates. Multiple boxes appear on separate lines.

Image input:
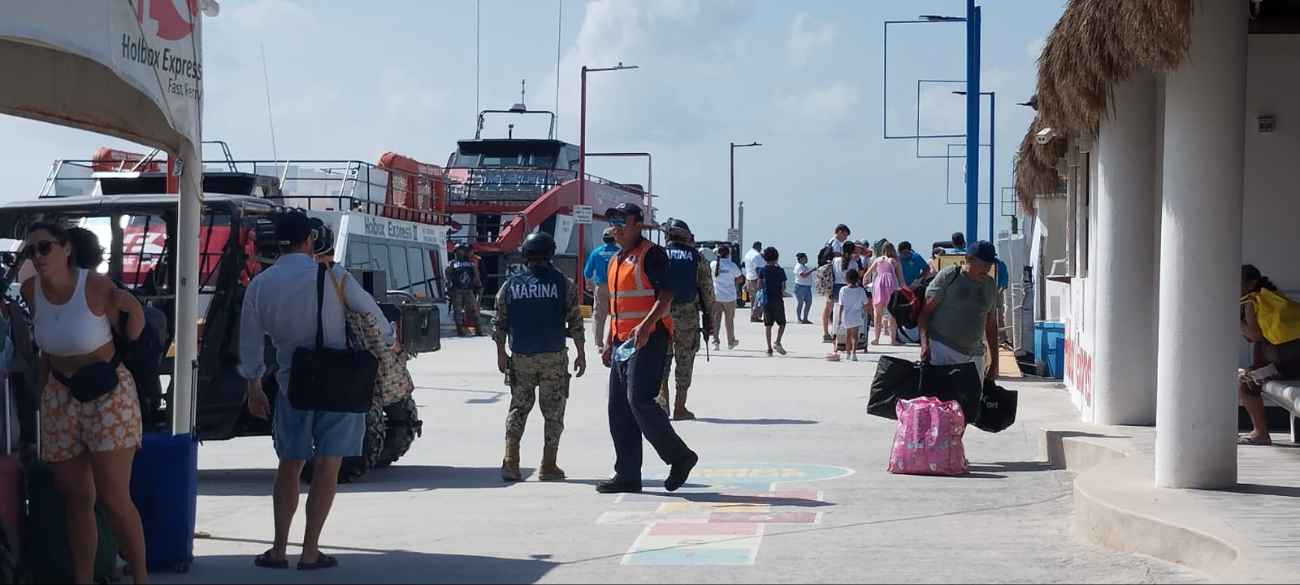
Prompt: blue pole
<box><xmin>988</xmin><ymin>91</ymin><xmax>995</xmax><ymax>241</ymax></box>
<box><xmin>964</xmin><ymin>1</ymin><xmax>981</xmax><ymax>242</ymax></box>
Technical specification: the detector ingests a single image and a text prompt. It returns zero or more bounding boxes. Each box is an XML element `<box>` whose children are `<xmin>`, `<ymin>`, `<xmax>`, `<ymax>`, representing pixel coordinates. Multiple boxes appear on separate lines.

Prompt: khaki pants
<box><xmin>746</xmin><ymin>280</ymin><xmax>761</xmax><ymax>321</ymax></box>
<box><xmin>592</xmin><ymin>284</ymin><xmax>611</xmax><ymax>348</ymax></box>
<box><xmin>712</xmin><ymin>300</ymin><xmax>737</xmax><ymax>345</ymax></box>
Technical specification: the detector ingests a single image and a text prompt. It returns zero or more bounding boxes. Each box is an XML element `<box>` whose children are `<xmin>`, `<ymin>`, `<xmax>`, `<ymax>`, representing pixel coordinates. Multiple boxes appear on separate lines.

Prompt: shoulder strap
<box><xmin>315</xmin><ymin>263</ymin><xmax>326</xmax><ymax>350</ymax></box>
<box><xmin>326</xmin><ymin>267</ymin><xmax>350</xmax><ymax>310</ymax></box>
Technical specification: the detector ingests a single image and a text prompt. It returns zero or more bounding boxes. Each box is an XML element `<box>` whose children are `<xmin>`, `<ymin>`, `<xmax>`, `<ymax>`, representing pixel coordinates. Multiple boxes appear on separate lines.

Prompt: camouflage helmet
<box><xmin>521</xmin><ymin>231</ymin><xmax>557</xmax><ymax>260</ymax></box>
<box><xmin>662</xmin><ymin>218</ymin><xmax>692</xmax><ymax>241</ymax></box>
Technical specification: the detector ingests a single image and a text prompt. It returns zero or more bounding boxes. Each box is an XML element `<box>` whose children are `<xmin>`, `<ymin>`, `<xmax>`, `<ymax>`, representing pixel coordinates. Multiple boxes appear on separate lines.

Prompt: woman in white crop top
<box><xmin>19</xmin><ymin>222</ymin><xmax>150</xmax><ymax>584</ymax></box>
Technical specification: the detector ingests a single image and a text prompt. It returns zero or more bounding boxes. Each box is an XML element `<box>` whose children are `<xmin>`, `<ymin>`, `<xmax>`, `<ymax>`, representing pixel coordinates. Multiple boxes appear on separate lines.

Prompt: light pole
<box><xmin>729</xmin><ymin>141</ymin><xmax>761</xmax><ymax>233</ymax></box>
<box><xmin>921</xmin><ymin>3</ymin><xmax>981</xmax><ymax>241</ymax></box>
<box><xmin>955</xmin><ymin>90</ymin><xmax>995</xmax><ymax>240</ymax></box>
<box><xmin>578</xmin><ymin>62</ymin><xmax>638</xmax><ymax>293</ymax></box>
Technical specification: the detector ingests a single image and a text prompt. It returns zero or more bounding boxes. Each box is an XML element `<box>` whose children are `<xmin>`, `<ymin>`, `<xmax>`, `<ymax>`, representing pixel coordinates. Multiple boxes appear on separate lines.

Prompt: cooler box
<box><xmin>1034</xmin><ymin>321</ymin><xmax>1065</xmax><ymax>379</ymax></box>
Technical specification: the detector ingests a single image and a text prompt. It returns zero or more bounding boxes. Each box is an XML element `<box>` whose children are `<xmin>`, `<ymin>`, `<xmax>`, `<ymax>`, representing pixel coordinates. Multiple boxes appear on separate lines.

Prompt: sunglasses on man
<box><xmin>607</xmin><ymin>216</ymin><xmax>628</xmax><ymax>227</ymax></box>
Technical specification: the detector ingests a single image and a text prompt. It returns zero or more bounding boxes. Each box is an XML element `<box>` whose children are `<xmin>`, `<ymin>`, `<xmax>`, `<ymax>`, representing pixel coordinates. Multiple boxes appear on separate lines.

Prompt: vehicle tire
<box><xmin>300</xmin><ymin>401</ymin><xmax>386</xmax><ymax>485</ymax></box>
<box><xmin>375</xmin><ymin>395</ymin><xmax>422</xmax><ymax>467</ymax></box>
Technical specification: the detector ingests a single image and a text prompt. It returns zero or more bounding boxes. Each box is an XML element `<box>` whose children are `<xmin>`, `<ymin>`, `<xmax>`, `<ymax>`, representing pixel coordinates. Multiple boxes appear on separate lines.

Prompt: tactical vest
<box><xmin>503</xmin><ymin>266</ymin><xmax>568</xmax><ymax>354</ymax></box>
<box><xmin>664</xmin><ymin>242</ymin><xmax>698</xmax><ymax>304</ymax></box>
<box><xmin>450</xmin><ymin>260</ymin><xmax>476</xmax><ymax>290</ymax></box>
<box><xmin>607</xmin><ymin>237</ymin><xmax>674</xmax><ymax>341</ymax></box>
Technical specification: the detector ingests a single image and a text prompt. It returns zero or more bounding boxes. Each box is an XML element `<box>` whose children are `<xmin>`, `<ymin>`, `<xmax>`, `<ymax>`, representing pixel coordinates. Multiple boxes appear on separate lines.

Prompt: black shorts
<box><xmin>764</xmin><ymin>302</ymin><xmax>787</xmax><ymax>327</ymax></box>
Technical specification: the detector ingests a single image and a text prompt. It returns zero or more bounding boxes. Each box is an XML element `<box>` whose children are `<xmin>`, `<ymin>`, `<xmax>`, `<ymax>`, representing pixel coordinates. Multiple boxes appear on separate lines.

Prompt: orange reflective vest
<box><xmin>606</xmin><ymin>237</ymin><xmax>673</xmax><ymax>341</ymax></box>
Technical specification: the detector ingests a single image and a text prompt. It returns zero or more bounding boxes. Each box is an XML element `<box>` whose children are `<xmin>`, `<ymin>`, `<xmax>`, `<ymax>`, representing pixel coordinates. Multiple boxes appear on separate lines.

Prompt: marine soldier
<box><xmin>494</xmin><ymin>232</ymin><xmax>587</xmax><ymax>482</ymax></box>
<box><xmin>446</xmin><ymin>244</ymin><xmax>484</xmax><ymax>336</ymax></box>
<box><xmin>655</xmin><ymin>219</ymin><xmax>715</xmax><ymax>420</ymax></box>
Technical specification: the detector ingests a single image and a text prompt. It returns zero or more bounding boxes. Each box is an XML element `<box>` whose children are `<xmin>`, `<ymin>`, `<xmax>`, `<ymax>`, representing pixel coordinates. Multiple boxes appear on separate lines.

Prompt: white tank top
<box><xmin>33</xmin><ymin>269</ymin><xmax>114</xmax><ymax>357</ymax></box>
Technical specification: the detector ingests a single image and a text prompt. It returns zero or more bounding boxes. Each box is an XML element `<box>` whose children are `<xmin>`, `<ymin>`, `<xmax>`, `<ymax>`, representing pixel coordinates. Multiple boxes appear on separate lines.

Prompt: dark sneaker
<box><xmin>664</xmin><ymin>451</ymin><xmax>699</xmax><ymax>492</ymax></box>
<box><xmin>596</xmin><ymin>478</ymin><xmax>642</xmax><ymax>494</ymax></box>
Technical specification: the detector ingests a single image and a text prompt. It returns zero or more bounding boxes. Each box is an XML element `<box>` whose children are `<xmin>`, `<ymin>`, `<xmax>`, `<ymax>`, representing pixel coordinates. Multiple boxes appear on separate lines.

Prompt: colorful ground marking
<box><xmin>599</xmin><ymin>462</ymin><xmax>853</xmax><ymax>566</ymax></box>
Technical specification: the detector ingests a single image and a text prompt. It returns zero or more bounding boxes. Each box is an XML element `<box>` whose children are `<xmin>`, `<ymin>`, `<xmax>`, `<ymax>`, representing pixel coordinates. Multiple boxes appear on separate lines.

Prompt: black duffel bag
<box><xmin>289</xmin><ymin>264</ymin><xmax>378</xmax><ymax>414</ymax></box>
<box><xmin>974</xmin><ymin>380</ymin><xmax>1018</xmax><ymax>433</ymax></box>
<box><xmin>918</xmin><ymin>361</ymin><xmax>984</xmax><ymax>425</ymax></box>
<box><xmin>867</xmin><ymin>355</ymin><xmax>923</xmax><ymax>419</ymax></box>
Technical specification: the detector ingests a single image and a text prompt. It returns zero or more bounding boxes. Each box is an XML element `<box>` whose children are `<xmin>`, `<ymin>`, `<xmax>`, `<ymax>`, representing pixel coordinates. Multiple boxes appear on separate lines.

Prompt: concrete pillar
<box><xmin>1093</xmin><ymin>74</ymin><xmax>1158</xmax><ymax>426</ymax></box>
<box><xmin>1155</xmin><ymin>0</ymin><xmax>1247</xmax><ymax>489</ymax></box>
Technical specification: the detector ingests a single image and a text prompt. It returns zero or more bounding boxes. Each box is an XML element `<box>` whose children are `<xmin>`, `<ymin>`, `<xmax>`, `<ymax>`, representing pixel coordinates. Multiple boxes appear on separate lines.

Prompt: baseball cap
<box><xmin>605</xmin><ymin>202</ymin><xmax>644</xmax><ymax>220</ymax></box>
<box><xmin>275</xmin><ymin>211</ymin><xmax>314</xmax><ymax>246</ymax></box>
<box><xmin>602</xmin><ymin>227</ymin><xmax>615</xmax><ymax>238</ymax></box>
<box><xmin>969</xmin><ymin>240</ymin><xmax>997</xmax><ymax>263</ymax></box>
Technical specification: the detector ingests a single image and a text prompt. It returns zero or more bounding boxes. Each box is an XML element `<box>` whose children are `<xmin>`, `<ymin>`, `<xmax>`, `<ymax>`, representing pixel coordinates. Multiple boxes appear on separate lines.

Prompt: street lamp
<box><xmin>729</xmin><ymin>141</ymin><xmax>761</xmax><ymax>232</ymax></box>
<box><xmin>577</xmin><ymin>61</ymin><xmax>638</xmax><ymax>293</ymax></box>
<box><xmin>955</xmin><ymin>90</ymin><xmax>995</xmax><ymax>241</ymax></box>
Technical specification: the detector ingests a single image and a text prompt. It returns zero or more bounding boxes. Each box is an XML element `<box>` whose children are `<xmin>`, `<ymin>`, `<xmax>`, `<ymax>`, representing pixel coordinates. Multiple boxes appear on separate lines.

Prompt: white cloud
<box><xmin>786</xmin><ymin>13</ymin><xmax>836</xmax><ymax>68</ymax></box>
<box><xmin>1024</xmin><ymin>36</ymin><xmax>1046</xmax><ymax>62</ymax></box>
<box><xmin>227</xmin><ymin>0</ymin><xmax>322</xmax><ymax>32</ymax></box>
<box><xmin>774</xmin><ymin>83</ymin><xmax>860</xmax><ymax>135</ymax></box>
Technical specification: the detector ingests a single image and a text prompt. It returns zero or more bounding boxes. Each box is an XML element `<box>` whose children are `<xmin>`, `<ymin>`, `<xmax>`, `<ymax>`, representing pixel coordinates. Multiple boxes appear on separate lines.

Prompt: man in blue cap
<box><xmin>918</xmin><ymin>240</ymin><xmax>1000</xmax><ymax>382</ymax></box>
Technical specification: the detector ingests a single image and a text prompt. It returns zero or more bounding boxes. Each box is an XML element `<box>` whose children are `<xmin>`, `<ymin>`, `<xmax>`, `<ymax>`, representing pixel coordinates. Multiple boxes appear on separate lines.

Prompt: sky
<box><xmin>0</xmin><ymin>0</ymin><xmax>1066</xmax><ymax>264</ymax></box>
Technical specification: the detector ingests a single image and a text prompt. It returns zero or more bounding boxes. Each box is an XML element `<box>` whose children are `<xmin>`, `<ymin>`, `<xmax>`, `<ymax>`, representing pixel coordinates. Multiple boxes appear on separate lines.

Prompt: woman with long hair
<box><xmin>866</xmin><ymin>242</ymin><xmax>907</xmax><ymax>346</ymax></box>
<box><xmin>20</xmin><ymin>222</ymin><xmax>150</xmax><ymax>583</ymax></box>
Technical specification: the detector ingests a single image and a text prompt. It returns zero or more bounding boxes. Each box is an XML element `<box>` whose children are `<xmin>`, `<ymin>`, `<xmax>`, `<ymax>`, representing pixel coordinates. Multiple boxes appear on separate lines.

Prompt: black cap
<box><xmin>605</xmin><ymin>202</ymin><xmax>644</xmax><ymax>220</ymax></box>
<box><xmin>275</xmin><ymin>211</ymin><xmax>313</xmax><ymax>247</ymax></box>
<box><xmin>969</xmin><ymin>240</ymin><xmax>997</xmax><ymax>263</ymax></box>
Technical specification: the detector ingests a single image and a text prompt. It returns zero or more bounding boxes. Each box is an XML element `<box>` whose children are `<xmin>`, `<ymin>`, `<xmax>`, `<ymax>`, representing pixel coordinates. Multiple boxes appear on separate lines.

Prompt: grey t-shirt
<box><xmin>925</xmin><ymin>264</ymin><xmax>997</xmax><ymax>357</ymax></box>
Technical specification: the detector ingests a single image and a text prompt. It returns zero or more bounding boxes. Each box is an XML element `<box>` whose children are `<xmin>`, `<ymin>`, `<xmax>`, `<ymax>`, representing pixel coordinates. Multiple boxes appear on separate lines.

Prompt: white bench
<box><xmin>1261</xmin><ymin>381</ymin><xmax>1300</xmax><ymax>443</ymax></box>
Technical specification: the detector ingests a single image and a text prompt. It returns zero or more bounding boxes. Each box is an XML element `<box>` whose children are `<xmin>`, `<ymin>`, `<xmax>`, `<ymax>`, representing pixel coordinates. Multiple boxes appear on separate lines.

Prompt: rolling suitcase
<box><xmin>0</xmin><ymin>381</ymin><xmax>23</xmax><ymax>558</ymax></box>
<box><xmin>24</xmin><ymin>413</ymin><xmax>118</xmax><ymax>584</ymax></box>
<box><xmin>129</xmin><ymin>430</ymin><xmax>198</xmax><ymax>573</ymax></box>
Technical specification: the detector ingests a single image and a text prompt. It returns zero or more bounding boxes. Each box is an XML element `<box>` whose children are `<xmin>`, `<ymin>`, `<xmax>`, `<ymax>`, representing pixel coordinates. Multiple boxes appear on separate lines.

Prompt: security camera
<box><xmin>1035</xmin><ymin>127</ymin><xmax>1054</xmax><ymax>145</ymax></box>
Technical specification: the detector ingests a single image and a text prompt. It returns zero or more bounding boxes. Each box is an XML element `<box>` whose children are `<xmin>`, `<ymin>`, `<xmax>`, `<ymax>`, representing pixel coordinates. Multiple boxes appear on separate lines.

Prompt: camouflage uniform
<box><xmin>492</xmin><ymin>276</ymin><xmax>584</xmax><ymax>447</ymax></box>
<box><xmin>446</xmin><ymin>259</ymin><xmax>482</xmax><ymax>335</ymax></box>
<box><xmin>659</xmin><ymin>246</ymin><xmax>715</xmax><ymax>412</ymax></box>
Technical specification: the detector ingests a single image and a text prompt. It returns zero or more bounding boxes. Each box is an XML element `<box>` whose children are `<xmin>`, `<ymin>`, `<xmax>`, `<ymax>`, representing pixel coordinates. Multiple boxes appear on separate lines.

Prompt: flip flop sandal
<box><xmin>254</xmin><ymin>550</ymin><xmax>289</xmax><ymax>569</ymax></box>
<box><xmin>1237</xmin><ymin>435</ymin><xmax>1273</xmax><ymax>446</ymax></box>
<box><xmin>298</xmin><ymin>554</ymin><xmax>340</xmax><ymax>571</ymax></box>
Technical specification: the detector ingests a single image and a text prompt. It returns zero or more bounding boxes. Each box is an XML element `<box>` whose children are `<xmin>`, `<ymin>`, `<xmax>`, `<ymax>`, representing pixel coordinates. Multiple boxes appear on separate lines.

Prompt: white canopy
<box><xmin>0</xmin><ymin>0</ymin><xmax>207</xmax><ymax>433</ymax></box>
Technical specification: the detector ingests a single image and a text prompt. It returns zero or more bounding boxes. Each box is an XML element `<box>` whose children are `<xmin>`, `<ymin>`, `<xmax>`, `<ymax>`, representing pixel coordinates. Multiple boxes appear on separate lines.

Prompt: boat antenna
<box><xmin>475</xmin><ymin>0</ymin><xmax>481</xmax><ymax>130</ymax></box>
<box><xmin>554</xmin><ymin>0</ymin><xmax>563</xmax><ymax>130</ymax></box>
<box><xmin>260</xmin><ymin>43</ymin><xmax>279</xmax><ymax>162</ymax></box>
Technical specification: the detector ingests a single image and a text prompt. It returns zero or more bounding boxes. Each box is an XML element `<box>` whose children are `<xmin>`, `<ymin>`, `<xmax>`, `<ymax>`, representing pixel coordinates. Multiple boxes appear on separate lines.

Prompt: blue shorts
<box><xmin>831</xmin><ymin>283</ymin><xmax>846</xmax><ymax>301</ymax></box>
<box><xmin>272</xmin><ymin>391</ymin><xmax>365</xmax><ymax>460</ymax></box>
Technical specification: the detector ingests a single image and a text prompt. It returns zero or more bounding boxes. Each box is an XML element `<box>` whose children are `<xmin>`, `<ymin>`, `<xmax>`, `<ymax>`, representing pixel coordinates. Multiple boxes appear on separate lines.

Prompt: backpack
<box><xmin>816</xmin><ymin>240</ymin><xmax>835</xmax><ymax>267</ymax></box>
<box><xmin>813</xmin><ymin>263</ymin><xmax>834</xmax><ymax>297</ymax></box>
<box><xmin>112</xmin><ymin>282</ymin><xmax>167</xmax><ymax>422</ymax></box>
<box><xmin>888</xmin><ymin>268</ymin><xmax>959</xmax><ymax>330</ymax></box>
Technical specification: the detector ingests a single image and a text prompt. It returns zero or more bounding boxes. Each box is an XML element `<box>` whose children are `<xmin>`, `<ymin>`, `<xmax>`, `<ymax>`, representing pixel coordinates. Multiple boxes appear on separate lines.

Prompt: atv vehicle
<box><xmin>3</xmin><ymin>158</ymin><xmax>447</xmax><ymax>484</ymax></box>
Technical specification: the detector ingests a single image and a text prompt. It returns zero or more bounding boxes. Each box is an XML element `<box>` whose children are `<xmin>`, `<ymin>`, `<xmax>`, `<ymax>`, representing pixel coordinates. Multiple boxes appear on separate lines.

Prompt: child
<box><xmin>758</xmin><ymin>246</ymin><xmax>788</xmax><ymax>356</ymax></box>
<box><xmin>836</xmin><ymin>268</ymin><xmax>868</xmax><ymax>361</ymax></box>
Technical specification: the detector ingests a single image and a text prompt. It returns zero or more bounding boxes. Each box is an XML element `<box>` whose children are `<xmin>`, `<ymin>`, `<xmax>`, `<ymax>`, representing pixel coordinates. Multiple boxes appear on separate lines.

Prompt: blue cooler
<box><xmin>1034</xmin><ymin>321</ymin><xmax>1065</xmax><ymax>379</ymax></box>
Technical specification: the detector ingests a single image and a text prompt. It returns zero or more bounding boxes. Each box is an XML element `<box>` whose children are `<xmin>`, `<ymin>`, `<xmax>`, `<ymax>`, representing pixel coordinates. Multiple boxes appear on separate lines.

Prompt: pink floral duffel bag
<box><xmin>887</xmin><ymin>396</ymin><xmax>968</xmax><ymax>476</ymax></box>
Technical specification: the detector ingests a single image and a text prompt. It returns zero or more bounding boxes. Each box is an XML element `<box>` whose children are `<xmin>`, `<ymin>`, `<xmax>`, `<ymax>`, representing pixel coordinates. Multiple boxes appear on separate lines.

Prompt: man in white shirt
<box><xmin>742</xmin><ymin>241</ymin><xmax>763</xmax><ymax>322</ymax></box>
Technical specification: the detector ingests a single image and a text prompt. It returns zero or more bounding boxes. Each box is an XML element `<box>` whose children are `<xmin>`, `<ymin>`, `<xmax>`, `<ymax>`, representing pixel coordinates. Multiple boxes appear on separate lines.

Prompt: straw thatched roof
<box><xmin>1013</xmin><ymin>0</ymin><xmax>1193</xmax><ymax>210</ymax></box>
<box><xmin>1014</xmin><ymin>115</ymin><xmax>1066</xmax><ymax>208</ymax></box>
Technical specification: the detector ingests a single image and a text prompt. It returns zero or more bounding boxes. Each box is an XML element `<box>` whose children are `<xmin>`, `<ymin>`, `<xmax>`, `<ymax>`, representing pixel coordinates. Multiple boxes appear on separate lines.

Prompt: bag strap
<box><xmin>315</xmin><ymin>263</ymin><xmax>326</xmax><ymax>350</ymax></box>
<box><xmin>326</xmin><ymin>267</ymin><xmax>350</xmax><ymax>310</ymax></box>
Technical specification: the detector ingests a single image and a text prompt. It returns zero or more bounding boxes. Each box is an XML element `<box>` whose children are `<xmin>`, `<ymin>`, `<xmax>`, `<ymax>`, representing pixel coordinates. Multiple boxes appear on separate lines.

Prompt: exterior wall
<box><xmin>1063</xmin><ymin>147</ymin><xmax>1098</xmax><ymax>420</ymax></box>
<box><xmin>1242</xmin><ymin>35</ymin><xmax>1300</xmax><ymax>289</ymax></box>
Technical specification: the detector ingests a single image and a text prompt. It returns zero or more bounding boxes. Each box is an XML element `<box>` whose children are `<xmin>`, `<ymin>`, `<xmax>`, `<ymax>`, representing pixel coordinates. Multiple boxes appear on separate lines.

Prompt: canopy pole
<box><xmin>173</xmin><ymin>138</ymin><xmax>202</xmax><ymax>436</ymax></box>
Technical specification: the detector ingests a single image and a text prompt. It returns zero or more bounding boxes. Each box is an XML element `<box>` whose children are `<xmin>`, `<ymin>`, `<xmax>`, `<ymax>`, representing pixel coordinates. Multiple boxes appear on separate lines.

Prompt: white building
<box><xmin>1013</xmin><ymin>0</ymin><xmax>1300</xmax><ymax>489</ymax></box>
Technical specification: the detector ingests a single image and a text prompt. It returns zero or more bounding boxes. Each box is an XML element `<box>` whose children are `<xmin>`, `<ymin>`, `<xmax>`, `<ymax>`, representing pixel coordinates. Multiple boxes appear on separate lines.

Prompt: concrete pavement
<box><xmin>157</xmin><ymin>296</ymin><xmax>1203</xmax><ymax>584</ymax></box>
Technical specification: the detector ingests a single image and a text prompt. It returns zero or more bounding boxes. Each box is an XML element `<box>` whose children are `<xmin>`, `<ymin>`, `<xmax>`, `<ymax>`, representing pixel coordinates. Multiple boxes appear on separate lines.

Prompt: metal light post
<box><xmin>921</xmin><ymin>3</ymin><xmax>981</xmax><ymax>241</ymax></box>
<box><xmin>577</xmin><ymin>62</ymin><xmax>637</xmax><ymax>293</ymax></box>
<box><xmin>729</xmin><ymin>141</ymin><xmax>761</xmax><ymax>232</ymax></box>
<box><xmin>955</xmin><ymin>90</ymin><xmax>996</xmax><ymax>240</ymax></box>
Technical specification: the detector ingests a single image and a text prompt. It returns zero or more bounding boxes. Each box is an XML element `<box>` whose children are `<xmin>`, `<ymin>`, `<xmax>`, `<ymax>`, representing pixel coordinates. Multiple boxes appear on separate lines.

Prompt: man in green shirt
<box><xmin>918</xmin><ymin>240</ymin><xmax>1000</xmax><ymax>381</ymax></box>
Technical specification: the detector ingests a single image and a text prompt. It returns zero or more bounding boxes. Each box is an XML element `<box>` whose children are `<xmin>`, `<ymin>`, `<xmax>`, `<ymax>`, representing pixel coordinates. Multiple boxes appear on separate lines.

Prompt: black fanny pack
<box><xmin>51</xmin><ymin>357</ymin><xmax>122</xmax><ymax>403</ymax></box>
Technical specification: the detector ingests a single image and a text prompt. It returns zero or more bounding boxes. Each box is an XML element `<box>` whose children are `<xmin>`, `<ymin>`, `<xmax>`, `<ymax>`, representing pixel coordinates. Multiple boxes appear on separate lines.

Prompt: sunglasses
<box><xmin>22</xmin><ymin>240</ymin><xmax>57</xmax><ymax>259</ymax></box>
<box><xmin>607</xmin><ymin>216</ymin><xmax>628</xmax><ymax>227</ymax></box>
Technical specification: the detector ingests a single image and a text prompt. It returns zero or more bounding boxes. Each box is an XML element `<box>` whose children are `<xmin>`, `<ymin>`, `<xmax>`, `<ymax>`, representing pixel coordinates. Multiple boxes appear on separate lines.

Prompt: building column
<box><xmin>1093</xmin><ymin>74</ymin><xmax>1158</xmax><ymax>426</ymax></box>
<box><xmin>1155</xmin><ymin>0</ymin><xmax>1247</xmax><ymax>489</ymax></box>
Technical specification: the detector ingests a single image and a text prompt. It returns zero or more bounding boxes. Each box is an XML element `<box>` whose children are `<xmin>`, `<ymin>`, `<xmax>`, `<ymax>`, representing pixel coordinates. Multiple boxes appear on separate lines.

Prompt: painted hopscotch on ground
<box><xmin>595</xmin><ymin>462</ymin><xmax>853</xmax><ymax>565</ymax></box>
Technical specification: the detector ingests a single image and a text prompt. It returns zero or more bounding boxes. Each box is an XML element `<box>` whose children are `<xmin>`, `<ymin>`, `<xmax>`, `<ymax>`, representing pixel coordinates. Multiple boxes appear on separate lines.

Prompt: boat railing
<box><xmin>37</xmin><ymin>157</ymin><xmax>448</xmax><ymax>225</ymax></box>
<box><xmin>442</xmin><ymin>166</ymin><xmax>639</xmax><ymax>205</ymax></box>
